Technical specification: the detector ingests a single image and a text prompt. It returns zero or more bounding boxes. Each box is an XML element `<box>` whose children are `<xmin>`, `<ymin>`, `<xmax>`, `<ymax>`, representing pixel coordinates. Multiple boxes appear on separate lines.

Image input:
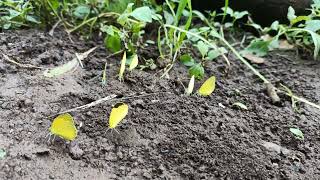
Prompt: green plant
<box><xmin>243</xmin><ymin>0</ymin><xmax>320</xmax><ymax>59</ymax></box>
<box><xmin>0</xmin><ymin>0</ymin><xmax>40</xmax><ymax>29</ymax></box>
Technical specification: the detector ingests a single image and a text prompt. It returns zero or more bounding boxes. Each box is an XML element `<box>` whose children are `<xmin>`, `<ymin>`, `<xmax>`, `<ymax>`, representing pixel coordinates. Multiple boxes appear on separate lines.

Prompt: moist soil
<box><xmin>0</xmin><ymin>29</ymin><xmax>319</xmax><ymax>180</ymax></box>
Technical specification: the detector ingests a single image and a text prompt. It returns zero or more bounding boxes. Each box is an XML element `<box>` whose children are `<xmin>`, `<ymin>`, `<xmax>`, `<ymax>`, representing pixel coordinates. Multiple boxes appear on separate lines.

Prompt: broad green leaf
<box><xmin>270</xmin><ymin>21</ymin><xmax>279</xmax><ymax>31</ymax></box>
<box><xmin>104</xmin><ymin>33</ymin><xmax>121</xmax><ymax>53</ymax></box>
<box><xmin>117</xmin><ymin>3</ymin><xmax>134</xmax><ymax>25</ymax></box>
<box><xmin>289</xmin><ymin>128</ymin><xmax>304</xmax><ymax>140</ymax></box>
<box><xmin>305</xmin><ymin>20</ymin><xmax>320</xmax><ymax>32</ymax></box>
<box><xmin>242</xmin><ymin>39</ymin><xmax>271</xmax><ymax>57</ymax></box>
<box><xmin>206</xmin><ymin>48</ymin><xmax>227</xmax><ymax>61</ymax></box>
<box><xmin>164</xmin><ymin>10</ymin><xmax>175</xmax><ymax>25</ymax></box>
<box><xmin>129</xmin><ymin>54</ymin><xmax>139</xmax><ymax>70</ymax></box>
<box><xmin>287</xmin><ymin>6</ymin><xmax>297</xmax><ymax>21</ymax></box>
<box><xmin>290</xmin><ymin>28</ymin><xmax>320</xmax><ymax>59</ymax></box>
<box><xmin>197</xmin><ymin>41</ymin><xmax>209</xmax><ymax>58</ymax></box>
<box><xmin>73</xmin><ymin>5</ymin><xmax>90</xmax><ymax>19</ymax></box>
<box><xmin>180</xmin><ymin>54</ymin><xmax>195</xmax><ymax>66</ymax></box>
<box><xmin>291</xmin><ymin>16</ymin><xmax>310</xmax><ymax>25</ymax></box>
<box><xmin>130</xmin><ymin>6</ymin><xmax>153</xmax><ymax>23</ymax></box>
<box><xmin>189</xmin><ymin>63</ymin><xmax>204</xmax><ymax>79</ymax></box>
<box><xmin>44</xmin><ymin>47</ymin><xmax>96</xmax><ymax>78</ymax></box>
<box><xmin>192</xmin><ymin>10</ymin><xmax>206</xmax><ymax>21</ymax></box>
<box><xmin>234</xmin><ymin>11</ymin><xmax>248</xmax><ymax>20</ymax></box>
<box><xmin>44</xmin><ymin>59</ymin><xmax>78</xmax><ymax>78</ymax></box>
<box><xmin>26</xmin><ymin>15</ymin><xmax>40</xmax><ymax>24</ymax></box>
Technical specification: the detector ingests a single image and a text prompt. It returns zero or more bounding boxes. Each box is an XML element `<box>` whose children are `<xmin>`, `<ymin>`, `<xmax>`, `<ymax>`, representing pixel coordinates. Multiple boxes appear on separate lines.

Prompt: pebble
<box><xmin>261</xmin><ymin>141</ymin><xmax>291</xmax><ymax>155</ymax></box>
<box><xmin>69</xmin><ymin>142</ymin><xmax>84</xmax><ymax>160</ymax></box>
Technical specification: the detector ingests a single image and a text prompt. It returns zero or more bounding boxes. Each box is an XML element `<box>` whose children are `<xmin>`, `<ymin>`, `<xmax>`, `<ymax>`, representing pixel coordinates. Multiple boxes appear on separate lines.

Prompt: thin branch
<box><xmin>1</xmin><ymin>53</ymin><xmax>44</xmax><ymax>69</ymax></box>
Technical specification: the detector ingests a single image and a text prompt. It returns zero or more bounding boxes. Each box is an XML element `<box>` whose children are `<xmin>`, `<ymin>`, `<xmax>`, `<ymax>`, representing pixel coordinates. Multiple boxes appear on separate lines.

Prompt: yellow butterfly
<box><xmin>109</xmin><ymin>103</ymin><xmax>129</xmax><ymax>129</ymax></box>
<box><xmin>198</xmin><ymin>76</ymin><xmax>216</xmax><ymax>96</ymax></box>
<box><xmin>49</xmin><ymin>113</ymin><xmax>77</xmax><ymax>141</ymax></box>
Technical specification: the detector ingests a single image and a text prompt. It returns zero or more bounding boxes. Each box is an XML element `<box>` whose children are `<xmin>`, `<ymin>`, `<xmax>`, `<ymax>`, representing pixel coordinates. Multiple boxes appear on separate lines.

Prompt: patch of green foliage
<box><xmin>0</xmin><ymin>0</ymin><xmax>40</xmax><ymax>29</ymax></box>
<box><xmin>243</xmin><ymin>0</ymin><xmax>320</xmax><ymax>59</ymax></box>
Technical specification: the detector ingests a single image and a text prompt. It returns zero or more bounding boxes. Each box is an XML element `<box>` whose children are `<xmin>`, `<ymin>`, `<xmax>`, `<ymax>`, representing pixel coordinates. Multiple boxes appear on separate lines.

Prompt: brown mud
<box><xmin>0</xmin><ymin>29</ymin><xmax>320</xmax><ymax>179</ymax></box>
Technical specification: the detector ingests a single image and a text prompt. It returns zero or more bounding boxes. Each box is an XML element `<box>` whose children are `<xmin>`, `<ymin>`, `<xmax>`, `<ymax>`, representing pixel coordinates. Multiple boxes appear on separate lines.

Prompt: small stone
<box><xmin>69</xmin><ymin>142</ymin><xmax>84</xmax><ymax>160</ymax></box>
<box><xmin>116</xmin><ymin>151</ymin><xmax>123</xmax><ymax>159</ymax></box>
<box><xmin>261</xmin><ymin>141</ymin><xmax>291</xmax><ymax>155</ymax></box>
<box><xmin>24</xmin><ymin>99</ymin><xmax>33</xmax><ymax>106</ymax></box>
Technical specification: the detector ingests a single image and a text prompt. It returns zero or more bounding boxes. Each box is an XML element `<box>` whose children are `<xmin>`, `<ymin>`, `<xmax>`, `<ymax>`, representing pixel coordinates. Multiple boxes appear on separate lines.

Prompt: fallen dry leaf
<box><xmin>278</xmin><ymin>40</ymin><xmax>294</xmax><ymax>50</ymax></box>
<box><xmin>243</xmin><ymin>53</ymin><xmax>265</xmax><ymax>64</ymax></box>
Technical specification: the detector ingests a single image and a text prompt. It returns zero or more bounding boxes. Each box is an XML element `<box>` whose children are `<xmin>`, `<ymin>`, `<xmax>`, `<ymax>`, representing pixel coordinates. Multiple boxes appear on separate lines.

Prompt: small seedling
<box><xmin>0</xmin><ymin>149</ymin><xmax>6</xmax><ymax>160</ymax></box>
<box><xmin>290</xmin><ymin>128</ymin><xmax>304</xmax><ymax>140</ymax></box>
<box><xmin>119</xmin><ymin>52</ymin><xmax>127</xmax><ymax>81</ymax></box>
<box><xmin>232</xmin><ymin>102</ymin><xmax>248</xmax><ymax>110</ymax></box>
<box><xmin>186</xmin><ymin>75</ymin><xmax>195</xmax><ymax>95</ymax></box>
<box><xmin>102</xmin><ymin>62</ymin><xmax>108</xmax><ymax>86</ymax></box>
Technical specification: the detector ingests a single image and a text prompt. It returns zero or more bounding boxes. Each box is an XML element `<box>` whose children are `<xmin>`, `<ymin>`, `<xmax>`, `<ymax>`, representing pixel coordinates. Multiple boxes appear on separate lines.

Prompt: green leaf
<box><xmin>270</xmin><ymin>21</ymin><xmax>279</xmax><ymax>31</ymax></box>
<box><xmin>26</xmin><ymin>15</ymin><xmax>40</xmax><ymax>24</ymax></box>
<box><xmin>180</xmin><ymin>54</ymin><xmax>195</xmax><ymax>66</ymax></box>
<box><xmin>234</xmin><ymin>11</ymin><xmax>248</xmax><ymax>19</ymax></box>
<box><xmin>289</xmin><ymin>128</ymin><xmax>304</xmax><ymax>140</ymax></box>
<box><xmin>291</xmin><ymin>16</ymin><xmax>310</xmax><ymax>25</ymax></box>
<box><xmin>197</xmin><ymin>41</ymin><xmax>209</xmax><ymax>58</ymax></box>
<box><xmin>129</xmin><ymin>54</ymin><xmax>139</xmax><ymax>70</ymax></box>
<box><xmin>290</xmin><ymin>28</ymin><xmax>320</xmax><ymax>59</ymax></box>
<box><xmin>44</xmin><ymin>47</ymin><xmax>96</xmax><ymax>78</ymax></box>
<box><xmin>73</xmin><ymin>5</ymin><xmax>90</xmax><ymax>19</ymax></box>
<box><xmin>117</xmin><ymin>3</ymin><xmax>134</xmax><ymax>26</ymax></box>
<box><xmin>130</xmin><ymin>6</ymin><xmax>153</xmax><ymax>23</ymax></box>
<box><xmin>0</xmin><ymin>149</ymin><xmax>6</xmax><ymax>160</ymax></box>
<box><xmin>232</xmin><ymin>102</ymin><xmax>248</xmax><ymax>110</ymax></box>
<box><xmin>189</xmin><ymin>63</ymin><xmax>204</xmax><ymax>79</ymax></box>
<box><xmin>164</xmin><ymin>10</ymin><xmax>175</xmax><ymax>25</ymax></box>
<box><xmin>206</xmin><ymin>48</ymin><xmax>227</xmax><ymax>61</ymax></box>
<box><xmin>287</xmin><ymin>6</ymin><xmax>297</xmax><ymax>21</ymax></box>
<box><xmin>242</xmin><ymin>39</ymin><xmax>271</xmax><ymax>57</ymax></box>
<box><xmin>44</xmin><ymin>59</ymin><xmax>78</xmax><ymax>78</ymax></box>
<box><xmin>104</xmin><ymin>33</ymin><xmax>121</xmax><ymax>53</ymax></box>
<box><xmin>304</xmin><ymin>20</ymin><xmax>320</xmax><ymax>32</ymax></box>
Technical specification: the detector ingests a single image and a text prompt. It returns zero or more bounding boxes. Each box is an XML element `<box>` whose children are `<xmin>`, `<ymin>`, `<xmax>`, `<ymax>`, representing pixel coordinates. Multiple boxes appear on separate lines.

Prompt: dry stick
<box><xmin>58</xmin><ymin>94</ymin><xmax>118</xmax><ymax>114</ymax></box>
<box><xmin>1</xmin><ymin>53</ymin><xmax>44</xmax><ymax>69</ymax></box>
<box><xmin>164</xmin><ymin>25</ymin><xmax>320</xmax><ymax>111</ymax></box>
<box><xmin>49</xmin><ymin>20</ymin><xmax>62</xmax><ymax>37</ymax></box>
<box><xmin>56</xmin><ymin>92</ymin><xmax>173</xmax><ymax>115</ymax></box>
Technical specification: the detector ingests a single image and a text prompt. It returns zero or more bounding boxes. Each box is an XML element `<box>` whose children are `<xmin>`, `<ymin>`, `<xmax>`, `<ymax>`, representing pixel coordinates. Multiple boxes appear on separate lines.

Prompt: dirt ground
<box><xmin>0</xmin><ymin>29</ymin><xmax>319</xmax><ymax>180</ymax></box>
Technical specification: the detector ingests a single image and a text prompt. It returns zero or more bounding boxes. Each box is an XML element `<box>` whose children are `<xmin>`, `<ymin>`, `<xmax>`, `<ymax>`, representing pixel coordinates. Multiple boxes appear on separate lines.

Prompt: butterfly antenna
<box><xmin>52</xmin><ymin>135</ymin><xmax>56</xmax><ymax>143</ymax></box>
<box><xmin>104</xmin><ymin>128</ymin><xmax>111</xmax><ymax>137</ymax></box>
<box><xmin>114</xmin><ymin>129</ymin><xmax>120</xmax><ymax>135</ymax></box>
<box><xmin>46</xmin><ymin>134</ymin><xmax>52</xmax><ymax>144</ymax></box>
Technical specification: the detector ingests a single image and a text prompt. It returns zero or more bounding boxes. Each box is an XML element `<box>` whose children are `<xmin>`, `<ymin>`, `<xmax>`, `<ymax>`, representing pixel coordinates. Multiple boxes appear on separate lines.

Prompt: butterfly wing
<box><xmin>109</xmin><ymin>103</ymin><xmax>129</xmax><ymax>129</ymax></box>
<box><xmin>198</xmin><ymin>76</ymin><xmax>216</xmax><ymax>96</ymax></box>
<box><xmin>49</xmin><ymin>113</ymin><xmax>77</xmax><ymax>141</ymax></box>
